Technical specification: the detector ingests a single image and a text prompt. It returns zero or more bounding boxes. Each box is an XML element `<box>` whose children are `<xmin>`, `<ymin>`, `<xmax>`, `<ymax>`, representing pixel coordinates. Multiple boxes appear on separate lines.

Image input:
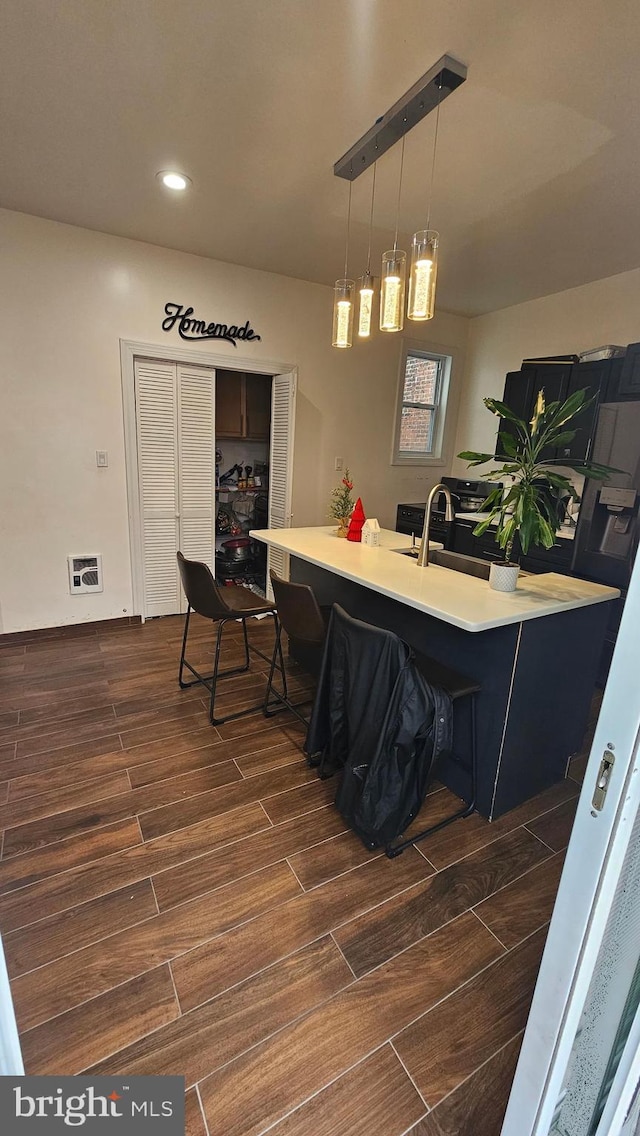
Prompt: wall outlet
<box><xmin>334</xmin><ymin>456</ymin><xmax>344</xmax><ymax>472</ymax></box>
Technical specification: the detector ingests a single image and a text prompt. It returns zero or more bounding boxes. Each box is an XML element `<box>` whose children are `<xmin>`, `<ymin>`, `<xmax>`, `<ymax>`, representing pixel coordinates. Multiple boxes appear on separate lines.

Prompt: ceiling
<box><xmin>1</xmin><ymin>0</ymin><xmax>640</xmax><ymax>316</ymax></box>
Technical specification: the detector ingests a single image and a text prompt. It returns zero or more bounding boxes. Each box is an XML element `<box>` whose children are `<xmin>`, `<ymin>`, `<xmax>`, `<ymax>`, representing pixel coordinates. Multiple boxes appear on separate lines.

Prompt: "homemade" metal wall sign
<box><xmin>162</xmin><ymin>303</ymin><xmax>262</xmax><ymax>347</ymax></box>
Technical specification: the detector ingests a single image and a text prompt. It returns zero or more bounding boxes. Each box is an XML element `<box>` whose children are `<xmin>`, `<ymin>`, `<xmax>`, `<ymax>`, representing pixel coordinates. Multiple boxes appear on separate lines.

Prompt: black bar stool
<box><xmin>263</xmin><ymin>569</ymin><xmax>328</xmax><ymax>726</ymax></box>
<box><xmin>305</xmin><ymin>603</ymin><xmax>480</xmax><ymax>856</ymax></box>
<box><xmin>385</xmin><ymin>652</ymin><xmax>480</xmax><ymax>858</ymax></box>
<box><xmin>176</xmin><ymin>551</ymin><xmax>284</xmax><ymax>726</ymax></box>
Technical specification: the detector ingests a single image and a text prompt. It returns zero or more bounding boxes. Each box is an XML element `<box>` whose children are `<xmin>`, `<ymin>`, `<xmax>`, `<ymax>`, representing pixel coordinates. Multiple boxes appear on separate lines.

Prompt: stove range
<box><xmin>396</xmin><ymin>477</ymin><xmax>502</xmax><ymax>547</ymax></box>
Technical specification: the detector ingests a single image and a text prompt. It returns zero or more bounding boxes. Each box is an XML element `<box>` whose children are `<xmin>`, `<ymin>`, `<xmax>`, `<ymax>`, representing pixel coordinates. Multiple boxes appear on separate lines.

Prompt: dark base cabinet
<box><xmin>453</xmin><ymin>519</ymin><xmax>505</xmax><ymax>563</ymax></box>
<box><xmin>291</xmin><ymin>558</ymin><xmax>610</xmax><ymax>822</ymax></box>
<box><xmin>453</xmin><ymin>519</ymin><xmax>574</xmax><ymax>575</ymax></box>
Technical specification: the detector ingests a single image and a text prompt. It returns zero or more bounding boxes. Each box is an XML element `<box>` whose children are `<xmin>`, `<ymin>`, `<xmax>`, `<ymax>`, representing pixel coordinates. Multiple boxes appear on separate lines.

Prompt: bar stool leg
<box><xmin>208</xmin><ymin>618</ymin><xmax>228</xmax><ymax>725</ymax></box>
<box><xmin>178</xmin><ymin>606</ymin><xmax>193</xmax><ymax>688</ymax></box>
<box><xmin>263</xmin><ymin>618</ymin><xmax>284</xmax><ymax>717</ymax></box>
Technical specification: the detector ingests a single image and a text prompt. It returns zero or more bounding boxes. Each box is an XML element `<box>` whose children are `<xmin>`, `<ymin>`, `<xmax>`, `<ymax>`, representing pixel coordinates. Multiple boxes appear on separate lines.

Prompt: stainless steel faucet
<box><xmin>417</xmin><ymin>483</ymin><xmax>455</xmax><ymax>567</ymax></box>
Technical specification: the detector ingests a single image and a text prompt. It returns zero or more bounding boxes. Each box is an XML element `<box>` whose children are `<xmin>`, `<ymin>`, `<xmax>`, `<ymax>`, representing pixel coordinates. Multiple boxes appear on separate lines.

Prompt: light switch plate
<box><xmin>96</xmin><ymin>450</ymin><xmax>108</xmax><ymax>468</ymax></box>
<box><xmin>334</xmin><ymin>456</ymin><xmax>344</xmax><ymax>472</ymax></box>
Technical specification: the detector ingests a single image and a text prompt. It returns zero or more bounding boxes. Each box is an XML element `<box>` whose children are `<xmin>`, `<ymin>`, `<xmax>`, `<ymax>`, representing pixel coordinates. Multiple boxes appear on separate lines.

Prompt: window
<box><xmin>392</xmin><ymin>346</ymin><xmax>452</xmax><ymax>464</ymax></box>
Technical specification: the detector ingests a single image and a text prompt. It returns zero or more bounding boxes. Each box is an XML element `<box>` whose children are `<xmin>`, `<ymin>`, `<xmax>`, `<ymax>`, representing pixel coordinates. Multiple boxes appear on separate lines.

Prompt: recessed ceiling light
<box><xmin>157</xmin><ymin>170</ymin><xmax>192</xmax><ymax>191</ymax></box>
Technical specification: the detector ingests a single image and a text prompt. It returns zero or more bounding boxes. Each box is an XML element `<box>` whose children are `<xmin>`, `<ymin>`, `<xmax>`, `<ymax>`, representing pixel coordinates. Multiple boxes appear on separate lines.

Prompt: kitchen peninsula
<box><xmin>252</xmin><ymin>526</ymin><xmax>619</xmax><ymax>819</ymax></box>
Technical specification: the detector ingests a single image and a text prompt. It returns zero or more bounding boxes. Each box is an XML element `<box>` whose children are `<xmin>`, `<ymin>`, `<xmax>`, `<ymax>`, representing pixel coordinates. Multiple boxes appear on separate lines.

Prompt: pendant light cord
<box><xmin>426</xmin><ymin>80</ymin><xmax>443</xmax><ymax>231</ymax></box>
<box><xmin>393</xmin><ymin>135</ymin><xmax>406</xmax><ymax>254</ymax></box>
<box><xmin>343</xmin><ymin>178</ymin><xmax>353</xmax><ymax>280</ymax></box>
<box><xmin>366</xmin><ymin>163</ymin><xmax>377</xmax><ymax>275</ymax></box>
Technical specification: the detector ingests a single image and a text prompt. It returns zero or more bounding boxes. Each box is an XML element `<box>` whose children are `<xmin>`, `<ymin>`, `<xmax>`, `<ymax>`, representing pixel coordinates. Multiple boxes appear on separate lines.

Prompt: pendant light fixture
<box><xmin>380</xmin><ymin>136</ymin><xmax>407</xmax><ymax>333</ymax></box>
<box><xmin>331</xmin><ymin>54</ymin><xmax>467</xmax><ymax>348</ymax></box>
<box><xmin>332</xmin><ymin>179</ymin><xmax>355</xmax><ymax>349</ymax></box>
<box><xmin>357</xmin><ymin>164</ymin><xmax>377</xmax><ymax>338</ymax></box>
<box><xmin>408</xmin><ymin>81</ymin><xmax>442</xmax><ymax>322</ymax></box>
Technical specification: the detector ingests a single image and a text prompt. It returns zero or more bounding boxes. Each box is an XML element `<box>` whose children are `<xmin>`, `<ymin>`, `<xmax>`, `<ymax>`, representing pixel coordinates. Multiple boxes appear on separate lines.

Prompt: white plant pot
<box><xmin>489</xmin><ymin>562</ymin><xmax>520</xmax><ymax>592</ymax></box>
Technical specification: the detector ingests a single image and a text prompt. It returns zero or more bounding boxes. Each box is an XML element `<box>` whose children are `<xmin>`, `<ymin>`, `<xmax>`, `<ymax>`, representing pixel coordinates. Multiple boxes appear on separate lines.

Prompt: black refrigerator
<box><xmin>572</xmin><ymin>400</ymin><xmax>640</xmax><ymax>681</ymax></box>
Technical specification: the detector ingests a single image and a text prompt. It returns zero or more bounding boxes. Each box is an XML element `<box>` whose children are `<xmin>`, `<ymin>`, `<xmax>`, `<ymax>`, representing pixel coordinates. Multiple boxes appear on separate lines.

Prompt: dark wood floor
<box><xmin>0</xmin><ymin>613</ymin><xmax>595</xmax><ymax>1136</ymax></box>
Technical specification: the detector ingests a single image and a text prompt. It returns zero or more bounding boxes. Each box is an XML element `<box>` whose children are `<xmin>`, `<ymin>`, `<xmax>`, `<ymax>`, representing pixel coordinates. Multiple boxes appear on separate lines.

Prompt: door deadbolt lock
<box><xmin>592</xmin><ymin>750</ymin><xmax>615</xmax><ymax>811</ymax></box>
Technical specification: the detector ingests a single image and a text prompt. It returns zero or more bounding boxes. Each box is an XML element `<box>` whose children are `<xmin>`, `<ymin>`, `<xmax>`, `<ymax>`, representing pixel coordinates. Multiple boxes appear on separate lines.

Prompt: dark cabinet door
<box><xmin>527</xmin><ymin>364</ymin><xmax>572</xmax><ymax>461</ymax></box>
<box><xmin>216</xmin><ymin>372</ymin><xmax>244</xmax><ymax>437</ymax></box>
<box><xmin>619</xmin><ymin>342</ymin><xmax>640</xmax><ymax>396</ymax></box>
<box><xmin>216</xmin><ymin>372</ymin><xmax>272</xmax><ymax>439</ymax></box>
<box><xmin>453</xmin><ymin>520</ymin><xmax>504</xmax><ymax>560</ymax></box>
<box><xmin>605</xmin><ymin>358</ymin><xmax>624</xmax><ymax>402</ymax></box>
<box><xmin>496</xmin><ymin>371</ymin><xmax>533</xmax><ymax>458</ymax></box>
<box><xmin>452</xmin><ymin>520</ymin><xmax>476</xmax><ymax>556</ymax></box>
<box><xmin>557</xmin><ymin>360</ymin><xmax>611</xmax><ymax>462</ymax></box>
<box><xmin>496</xmin><ymin>365</ymin><xmax>571</xmax><ymax>459</ymax></box>
<box><xmin>245</xmin><ymin>374</ymin><xmax>271</xmax><ymax>439</ymax></box>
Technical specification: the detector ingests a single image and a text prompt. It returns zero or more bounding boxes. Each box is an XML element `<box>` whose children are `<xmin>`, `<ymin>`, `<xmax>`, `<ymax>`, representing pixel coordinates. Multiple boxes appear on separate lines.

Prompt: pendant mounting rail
<box><xmin>334</xmin><ymin>54</ymin><xmax>467</xmax><ymax>182</ymax></box>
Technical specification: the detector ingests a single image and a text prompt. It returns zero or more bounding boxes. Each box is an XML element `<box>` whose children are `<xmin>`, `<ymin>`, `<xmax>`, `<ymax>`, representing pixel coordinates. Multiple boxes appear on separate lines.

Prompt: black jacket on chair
<box><xmin>304</xmin><ymin>605</ymin><xmax>452</xmax><ymax>848</ymax></box>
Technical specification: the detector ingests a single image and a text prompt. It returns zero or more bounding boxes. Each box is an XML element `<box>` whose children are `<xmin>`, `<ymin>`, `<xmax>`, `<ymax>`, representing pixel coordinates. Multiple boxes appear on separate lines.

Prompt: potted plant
<box><xmin>458</xmin><ymin>388</ymin><xmax>617</xmax><ymax>592</ymax></box>
<box><xmin>329</xmin><ymin>469</ymin><xmax>355</xmax><ymax>537</ymax></box>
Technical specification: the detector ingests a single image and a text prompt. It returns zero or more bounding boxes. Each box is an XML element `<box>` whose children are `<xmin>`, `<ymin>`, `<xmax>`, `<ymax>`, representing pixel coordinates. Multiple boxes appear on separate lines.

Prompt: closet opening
<box><xmin>120</xmin><ymin>340</ymin><xmax>296</xmax><ymax>621</ymax></box>
<box><xmin>215</xmin><ymin>370</ymin><xmax>272</xmax><ymax>595</ymax></box>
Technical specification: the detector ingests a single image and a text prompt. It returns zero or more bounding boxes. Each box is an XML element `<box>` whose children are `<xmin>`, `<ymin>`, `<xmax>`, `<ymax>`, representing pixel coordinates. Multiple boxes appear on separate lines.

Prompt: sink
<box><xmin>430</xmin><ymin>549</ymin><xmax>491</xmax><ymax>580</ymax></box>
<box><xmin>392</xmin><ymin>547</ymin><xmax>491</xmax><ymax>580</ymax></box>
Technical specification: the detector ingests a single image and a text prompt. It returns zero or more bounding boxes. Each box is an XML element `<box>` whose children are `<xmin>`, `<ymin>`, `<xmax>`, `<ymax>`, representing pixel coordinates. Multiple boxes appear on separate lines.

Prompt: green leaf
<box><xmin>518</xmin><ymin>509</ymin><xmax>536</xmax><ymax>554</ymax></box>
<box><xmin>563</xmin><ymin>461</ymin><xmax>625</xmax><ymax>480</ymax></box>
<box><xmin>483</xmin><ymin>399</ymin><xmax>528</xmax><ymax>438</ymax></box>
<box><xmin>538</xmin><ymin>516</ymin><xmax>557</xmax><ymax>548</ymax></box>
<box><xmin>480</xmin><ymin>488</ymin><xmax>503</xmax><ymax>511</ymax></box>
<box><xmin>496</xmin><ymin>430</ymin><xmax>517</xmax><ymax>456</ymax></box>
<box><xmin>543</xmin><ymin>429</ymin><xmax>577</xmax><ymax>448</ymax></box>
<box><xmin>457</xmin><ymin>451</ymin><xmax>493</xmax><ymax>465</ymax></box>
<box><xmin>542</xmin><ymin>471</ymin><xmax>574</xmax><ymax>491</ymax></box>
<box><xmin>472</xmin><ymin>516</ymin><xmax>497</xmax><ymax>537</ymax></box>
<box><xmin>550</xmin><ymin>388</ymin><xmax>595</xmax><ymax>428</ymax></box>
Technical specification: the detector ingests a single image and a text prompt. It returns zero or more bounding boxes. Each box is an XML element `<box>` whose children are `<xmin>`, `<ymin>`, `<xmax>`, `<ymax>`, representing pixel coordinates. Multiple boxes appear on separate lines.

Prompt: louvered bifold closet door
<box><xmin>177</xmin><ymin>364</ymin><xmax>215</xmax><ymax>571</ymax></box>
<box><xmin>267</xmin><ymin>372</ymin><xmax>297</xmax><ymax>598</ymax></box>
<box><xmin>135</xmin><ymin>359</ymin><xmax>181</xmax><ymax>617</ymax></box>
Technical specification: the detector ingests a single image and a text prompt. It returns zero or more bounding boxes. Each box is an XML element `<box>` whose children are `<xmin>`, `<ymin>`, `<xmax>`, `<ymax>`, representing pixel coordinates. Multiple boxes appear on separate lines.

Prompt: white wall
<box><xmin>0</xmin><ymin>208</ymin><xmax>469</xmax><ymax>633</ymax></box>
<box><xmin>452</xmin><ymin>267</ymin><xmax>640</xmax><ymax>474</ymax></box>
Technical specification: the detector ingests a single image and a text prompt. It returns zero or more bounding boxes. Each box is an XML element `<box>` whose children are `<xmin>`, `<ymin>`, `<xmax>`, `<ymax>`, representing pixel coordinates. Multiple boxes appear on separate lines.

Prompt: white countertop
<box><xmin>251</xmin><ymin>526</ymin><xmax>619</xmax><ymax>633</ymax></box>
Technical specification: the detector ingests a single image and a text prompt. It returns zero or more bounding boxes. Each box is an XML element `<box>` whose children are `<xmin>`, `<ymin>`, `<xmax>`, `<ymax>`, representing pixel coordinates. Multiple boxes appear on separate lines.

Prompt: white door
<box><xmin>176</xmin><ymin>363</ymin><xmax>215</xmax><ymax>566</ymax></box>
<box><xmin>135</xmin><ymin>358</ymin><xmax>215</xmax><ymax>618</ymax></box>
<box><xmin>0</xmin><ymin>933</ymin><xmax>23</xmax><ymax>1075</ymax></box>
<box><xmin>266</xmin><ymin>371</ymin><xmax>297</xmax><ymax>593</ymax></box>
<box><xmin>501</xmin><ymin>551</ymin><xmax>640</xmax><ymax>1136</ymax></box>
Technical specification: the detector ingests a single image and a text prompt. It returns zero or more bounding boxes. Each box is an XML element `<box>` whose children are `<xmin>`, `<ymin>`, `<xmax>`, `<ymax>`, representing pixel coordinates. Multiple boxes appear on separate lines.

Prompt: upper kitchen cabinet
<box><xmin>496</xmin><ymin>357</ymin><xmax>627</xmax><ymax>463</ymax></box>
<box><xmin>618</xmin><ymin>343</ymin><xmax>640</xmax><ymax>397</ymax></box>
<box><xmin>556</xmin><ymin>360</ymin><xmax>612</xmax><ymax>462</ymax></box>
<box><xmin>496</xmin><ymin>370</ymin><xmax>534</xmax><ymax>458</ymax></box>
<box><xmin>244</xmin><ymin>374</ymin><xmax>271</xmax><ymax>438</ymax></box>
<box><xmin>496</xmin><ymin>363</ymin><xmax>572</xmax><ymax>461</ymax></box>
<box><xmin>215</xmin><ymin>371</ymin><xmax>272</xmax><ymax>439</ymax></box>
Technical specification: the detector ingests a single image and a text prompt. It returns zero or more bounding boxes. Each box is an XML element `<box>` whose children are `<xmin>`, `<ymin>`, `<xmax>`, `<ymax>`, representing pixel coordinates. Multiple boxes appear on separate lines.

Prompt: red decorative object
<box><xmin>347</xmin><ymin>497</ymin><xmax>366</xmax><ymax>542</ymax></box>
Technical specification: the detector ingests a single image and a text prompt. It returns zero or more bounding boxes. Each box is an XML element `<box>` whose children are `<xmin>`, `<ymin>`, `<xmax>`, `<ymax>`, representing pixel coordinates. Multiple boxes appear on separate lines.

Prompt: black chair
<box><xmin>305</xmin><ymin>603</ymin><xmax>480</xmax><ymax>857</ymax></box>
<box><xmin>385</xmin><ymin>651</ymin><xmax>480</xmax><ymax>858</ymax></box>
<box><xmin>176</xmin><ymin>551</ymin><xmax>284</xmax><ymax>726</ymax></box>
<box><xmin>263</xmin><ymin>569</ymin><xmax>329</xmax><ymax>725</ymax></box>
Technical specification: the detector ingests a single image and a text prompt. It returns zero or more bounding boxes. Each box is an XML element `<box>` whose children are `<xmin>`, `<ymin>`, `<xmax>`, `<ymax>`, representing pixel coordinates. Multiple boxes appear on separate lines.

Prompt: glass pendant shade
<box><xmin>408</xmin><ymin>230</ymin><xmax>439</xmax><ymax>321</ymax></box>
<box><xmin>358</xmin><ymin>272</ymin><xmax>375</xmax><ymax>338</ymax></box>
<box><xmin>379</xmin><ymin>250</ymin><xmax>406</xmax><ymax>332</ymax></box>
<box><xmin>332</xmin><ymin>279</ymin><xmax>355</xmax><ymax>348</ymax></box>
